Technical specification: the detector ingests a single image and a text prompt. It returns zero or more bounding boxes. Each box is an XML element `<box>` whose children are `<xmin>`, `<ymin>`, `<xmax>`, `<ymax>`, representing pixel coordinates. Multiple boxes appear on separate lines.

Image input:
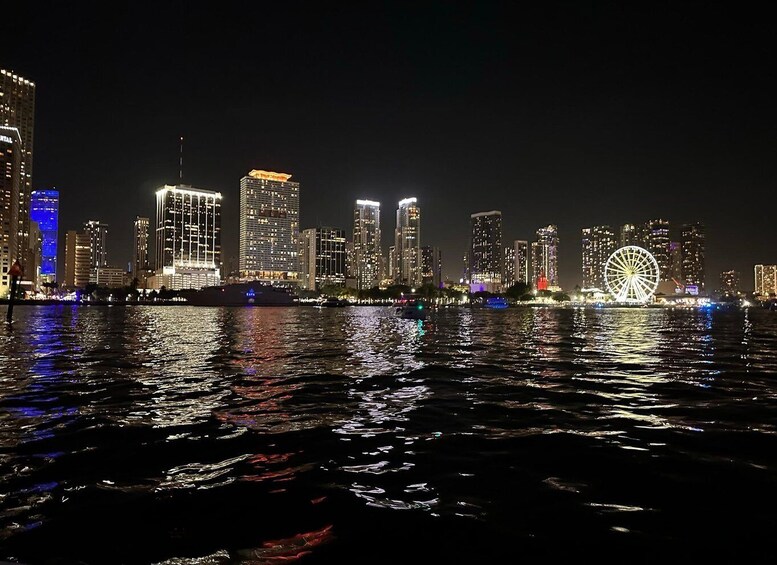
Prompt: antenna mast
<box><xmin>179</xmin><ymin>135</ymin><xmax>184</xmax><ymax>183</ymax></box>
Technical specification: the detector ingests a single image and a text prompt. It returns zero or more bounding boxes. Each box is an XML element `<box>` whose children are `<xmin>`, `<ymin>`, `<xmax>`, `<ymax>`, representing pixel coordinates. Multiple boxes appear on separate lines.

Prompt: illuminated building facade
<box><xmin>581</xmin><ymin>225</ymin><xmax>616</xmax><ymax>290</ymax></box>
<box><xmin>394</xmin><ymin>197</ymin><xmax>421</xmax><ymax>286</ymax></box>
<box><xmin>720</xmin><ymin>270</ymin><xmax>740</xmax><ymax>295</ymax></box>
<box><xmin>503</xmin><ymin>245</ymin><xmax>515</xmax><ymax>288</ymax></box>
<box><xmin>620</xmin><ymin>223</ymin><xmax>640</xmax><ymax>247</ymax></box>
<box><xmin>532</xmin><ymin>224</ymin><xmax>559</xmax><ymax>290</ymax></box>
<box><xmin>754</xmin><ymin>265</ymin><xmax>777</xmax><ymax>297</ymax></box>
<box><xmin>681</xmin><ymin>222</ymin><xmax>705</xmax><ymax>291</ymax></box>
<box><xmin>353</xmin><ymin>199</ymin><xmax>381</xmax><ymax>290</ymax></box>
<box><xmin>84</xmin><ymin>220</ymin><xmax>108</xmax><ymax>269</ymax></box>
<box><xmin>64</xmin><ymin>230</ymin><xmax>90</xmax><ymax>289</ymax></box>
<box><xmin>0</xmin><ymin>127</ymin><xmax>21</xmax><ymax>296</ymax></box>
<box><xmin>30</xmin><ymin>189</ymin><xmax>58</xmax><ymax>282</ymax></box>
<box><xmin>643</xmin><ymin>219</ymin><xmax>671</xmax><ymax>281</ymax></box>
<box><xmin>421</xmin><ymin>246</ymin><xmax>442</xmax><ymax>287</ymax></box>
<box><xmin>153</xmin><ymin>184</ymin><xmax>222</xmax><ymax>290</ymax></box>
<box><xmin>239</xmin><ymin>169</ymin><xmax>299</xmax><ymax>284</ymax></box>
<box><xmin>0</xmin><ymin>69</ymin><xmax>35</xmax><ymax>276</ymax></box>
<box><xmin>470</xmin><ymin>211</ymin><xmax>503</xmax><ymax>288</ymax></box>
<box><xmin>90</xmin><ymin>267</ymin><xmax>126</xmax><ymax>288</ymax></box>
<box><xmin>514</xmin><ymin>240</ymin><xmax>529</xmax><ymax>285</ymax></box>
<box><xmin>133</xmin><ymin>216</ymin><xmax>150</xmax><ymax>277</ymax></box>
<box><xmin>300</xmin><ymin>226</ymin><xmax>347</xmax><ymax>290</ymax></box>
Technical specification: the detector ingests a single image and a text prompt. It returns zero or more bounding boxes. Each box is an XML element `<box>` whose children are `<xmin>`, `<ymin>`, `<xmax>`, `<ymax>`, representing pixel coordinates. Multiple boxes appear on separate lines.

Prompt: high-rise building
<box><xmin>299</xmin><ymin>227</ymin><xmax>347</xmax><ymax>291</ymax></box>
<box><xmin>754</xmin><ymin>265</ymin><xmax>777</xmax><ymax>297</ymax></box>
<box><xmin>64</xmin><ymin>230</ymin><xmax>91</xmax><ymax>289</ymax></box>
<box><xmin>0</xmin><ymin>127</ymin><xmax>21</xmax><ymax>297</ymax></box>
<box><xmin>620</xmin><ymin>223</ymin><xmax>640</xmax><ymax>248</ymax></box>
<box><xmin>353</xmin><ymin>199</ymin><xmax>381</xmax><ymax>290</ymax></box>
<box><xmin>503</xmin><ymin>245</ymin><xmax>515</xmax><ymax>288</ymax></box>
<box><xmin>720</xmin><ymin>270</ymin><xmax>740</xmax><ymax>295</ymax></box>
<box><xmin>133</xmin><ymin>216</ymin><xmax>150</xmax><ymax>277</ymax></box>
<box><xmin>239</xmin><ymin>170</ymin><xmax>299</xmax><ymax>284</ymax></box>
<box><xmin>669</xmin><ymin>241</ymin><xmax>683</xmax><ymax>282</ymax></box>
<box><xmin>469</xmin><ymin>211</ymin><xmax>503</xmax><ymax>287</ymax></box>
<box><xmin>532</xmin><ymin>225</ymin><xmax>559</xmax><ymax>290</ymax></box>
<box><xmin>394</xmin><ymin>197</ymin><xmax>421</xmax><ymax>286</ymax></box>
<box><xmin>581</xmin><ymin>225</ymin><xmax>617</xmax><ymax>290</ymax></box>
<box><xmin>0</xmin><ymin>69</ymin><xmax>35</xmax><ymax>275</ymax></box>
<box><xmin>643</xmin><ymin>219</ymin><xmax>671</xmax><ymax>281</ymax></box>
<box><xmin>681</xmin><ymin>222</ymin><xmax>705</xmax><ymax>291</ymax></box>
<box><xmin>84</xmin><ymin>220</ymin><xmax>108</xmax><ymax>269</ymax></box>
<box><xmin>30</xmin><ymin>189</ymin><xmax>58</xmax><ymax>282</ymax></box>
<box><xmin>514</xmin><ymin>240</ymin><xmax>529</xmax><ymax>285</ymax></box>
<box><xmin>153</xmin><ymin>184</ymin><xmax>222</xmax><ymax>290</ymax></box>
<box><xmin>421</xmin><ymin>246</ymin><xmax>442</xmax><ymax>287</ymax></box>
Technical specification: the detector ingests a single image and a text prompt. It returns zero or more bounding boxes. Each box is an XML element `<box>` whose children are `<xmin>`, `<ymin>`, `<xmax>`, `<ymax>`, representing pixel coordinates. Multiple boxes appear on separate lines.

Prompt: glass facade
<box><xmin>30</xmin><ymin>189</ymin><xmax>58</xmax><ymax>278</ymax></box>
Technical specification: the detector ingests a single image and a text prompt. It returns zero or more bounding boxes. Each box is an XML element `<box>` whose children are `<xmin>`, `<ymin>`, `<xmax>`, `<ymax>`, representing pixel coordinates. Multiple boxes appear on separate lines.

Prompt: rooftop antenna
<box><xmin>179</xmin><ymin>135</ymin><xmax>184</xmax><ymax>183</ymax></box>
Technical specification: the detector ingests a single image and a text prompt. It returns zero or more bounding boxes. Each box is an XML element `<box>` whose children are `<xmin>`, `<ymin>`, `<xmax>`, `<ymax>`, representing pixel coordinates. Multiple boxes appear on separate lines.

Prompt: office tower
<box><xmin>469</xmin><ymin>211</ymin><xmax>503</xmax><ymax>287</ymax></box>
<box><xmin>643</xmin><ymin>219</ymin><xmax>670</xmax><ymax>280</ymax></box>
<box><xmin>84</xmin><ymin>220</ymin><xmax>109</xmax><ymax>269</ymax></box>
<box><xmin>64</xmin><ymin>230</ymin><xmax>91</xmax><ymax>288</ymax></box>
<box><xmin>300</xmin><ymin>227</ymin><xmax>347</xmax><ymax>290</ymax></box>
<box><xmin>239</xmin><ymin>169</ymin><xmax>299</xmax><ymax>284</ymax></box>
<box><xmin>514</xmin><ymin>240</ymin><xmax>529</xmax><ymax>285</ymax></box>
<box><xmin>353</xmin><ymin>199</ymin><xmax>381</xmax><ymax>290</ymax></box>
<box><xmin>669</xmin><ymin>241</ymin><xmax>682</xmax><ymax>282</ymax></box>
<box><xmin>30</xmin><ymin>189</ymin><xmax>58</xmax><ymax>283</ymax></box>
<box><xmin>581</xmin><ymin>225</ymin><xmax>617</xmax><ymax>290</ymax></box>
<box><xmin>620</xmin><ymin>223</ymin><xmax>640</xmax><ymax>248</ymax></box>
<box><xmin>720</xmin><ymin>270</ymin><xmax>740</xmax><ymax>295</ymax></box>
<box><xmin>0</xmin><ymin>127</ymin><xmax>21</xmax><ymax>296</ymax></box>
<box><xmin>503</xmin><ymin>245</ymin><xmax>515</xmax><ymax>288</ymax></box>
<box><xmin>90</xmin><ymin>267</ymin><xmax>126</xmax><ymax>288</ymax></box>
<box><xmin>421</xmin><ymin>246</ymin><xmax>442</xmax><ymax>287</ymax></box>
<box><xmin>531</xmin><ymin>225</ymin><xmax>559</xmax><ymax>290</ymax></box>
<box><xmin>681</xmin><ymin>222</ymin><xmax>705</xmax><ymax>291</ymax></box>
<box><xmin>0</xmin><ymin>69</ymin><xmax>35</xmax><ymax>271</ymax></box>
<box><xmin>754</xmin><ymin>265</ymin><xmax>777</xmax><ymax>297</ymax></box>
<box><xmin>394</xmin><ymin>197</ymin><xmax>421</xmax><ymax>286</ymax></box>
<box><xmin>154</xmin><ymin>184</ymin><xmax>222</xmax><ymax>290</ymax></box>
<box><xmin>133</xmin><ymin>216</ymin><xmax>150</xmax><ymax>276</ymax></box>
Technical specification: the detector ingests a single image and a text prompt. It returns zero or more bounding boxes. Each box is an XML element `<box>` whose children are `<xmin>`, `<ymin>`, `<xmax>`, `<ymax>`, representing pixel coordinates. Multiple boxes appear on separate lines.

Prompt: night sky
<box><xmin>3</xmin><ymin>2</ymin><xmax>775</xmax><ymax>289</ymax></box>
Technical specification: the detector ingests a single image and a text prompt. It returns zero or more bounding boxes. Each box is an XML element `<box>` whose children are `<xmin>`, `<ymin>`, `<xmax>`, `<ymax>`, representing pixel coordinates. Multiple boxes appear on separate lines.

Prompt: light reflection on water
<box><xmin>1</xmin><ymin>305</ymin><xmax>777</xmax><ymax>562</ymax></box>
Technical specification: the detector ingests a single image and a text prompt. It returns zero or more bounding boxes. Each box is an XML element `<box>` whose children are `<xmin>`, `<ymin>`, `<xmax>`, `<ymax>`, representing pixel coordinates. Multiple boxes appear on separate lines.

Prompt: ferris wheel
<box><xmin>604</xmin><ymin>246</ymin><xmax>660</xmax><ymax>303</ymax></box>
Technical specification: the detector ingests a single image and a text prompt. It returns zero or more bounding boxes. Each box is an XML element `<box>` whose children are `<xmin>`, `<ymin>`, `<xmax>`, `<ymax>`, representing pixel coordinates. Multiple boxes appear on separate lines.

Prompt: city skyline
<box><xmin>2</xmin><ymin>4</ymin><xmax>776</xmax><ymax>290</ymax></box>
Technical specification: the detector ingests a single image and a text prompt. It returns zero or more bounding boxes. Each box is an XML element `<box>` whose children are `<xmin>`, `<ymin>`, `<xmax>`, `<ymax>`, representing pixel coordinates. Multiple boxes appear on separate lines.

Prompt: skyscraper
<box><xmin>0</xmin><ymin>69</ymin><xmax>35</xmax><ymax>274</ymax></box>
<box><xmin>0</xmin><ymin>127</ymin><xmax>21</xmax><ymax>297</ymax></box>
<box><xmin>669</xmin><ymin>241</ymin><xmax>682</xmax><ymax>282</ymax></box>
<box><xmin>514</xmin><ymin>240</ymin><xmax>529</xmax><ymax>285</ymax></box>
<box><xmin>421</xmin><ymin>246</ymin><xmax>442</xmax><ymax>287</ymax></box>
<box><xmin>532</xmin><ymin>225</ymin><xmax>559</xmax><ymax>290</ymax></box>
<box><xmin>394</xmin><ymin>197</ymin><xmax>421</xmax><ymax>286</ymax></box>
<box><xmin>64</xmin><ymin>230</ymin><xmax>91</xmax><ymax>289</ymax></box>
<box><xmin>84</xmin><ymin>220</ymin><xmax>108</xmax><ymax>269</ymax></box>
<box><xmin>503</xmin><ymin>245</ymin><xmax>515</xmax><ymax>288</ymax></box>
<box><xmin>643</xmin><ymin>219</ymin><xmax>671</xmax><ymax>281</ymax></box>
<box><xmin>754</xmin><ymin>265</ymin><xmax>777</xmax><ymax>297</ymax></box>
<box><xmin>469</xmin><ymin>211</ymin><xmax>503</xmax><ymax>289</ymax></box>
<box><xmin>681</xmin><ymin>222</ymin><xmax>705</xmax><ymax>291</ymax></box>
<box><xmin>720</xmin><ymin>270</ymin><xmax>740</xmax><ymax>295</ymax></box>
<box><xmin>239</xmin><ymin>170</ymin><xmax>299</xmax><ymax>284</ymax></box>
<box><xmin>620</xmin><ymin>223</ymin><xmax>640</xmax><ymax>248</ymax></box>
<box><xmin>353</xmin><ymin>199</ymin><xmax>381</xmax><ymax>290</ymax></box>
<box><xmin>153</xmin><ymin>184</ymin><xmax>222</xmax><ymax>290</ymax></box>
<box><xmin>133</xmin><ymin>216</ymin><xmax>150</xmax><ymax>277</ymax></box>
<box><xmin>581</xmin><ymin>225</ymin><xmax>617</xmax><ymax>289</ymax></box>
<box><xmin>30</xmin><ymin>189</ymin><xmax>58</xmax><ymax>282</ymax></box>
<box><xmin>299</xmin><ymin>227</ymin><xmax>347</xmax><ymax>291</ymax></box>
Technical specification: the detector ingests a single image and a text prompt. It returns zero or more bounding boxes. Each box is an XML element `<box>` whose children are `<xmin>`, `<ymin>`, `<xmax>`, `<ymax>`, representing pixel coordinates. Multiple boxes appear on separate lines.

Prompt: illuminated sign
<box><xmin>0</xmin><ymin>135</ymin><xmax>13</xmax><ymax>144</ymax></box>
<box><xmin>685</xmin><ymin>285</ymin><xmax>699</xmax><ymax>296</ymax></box>
<box><xmin>248</xmin><ymin>170</ymin><xmax>293</xmax><ymax>182</ymax></box>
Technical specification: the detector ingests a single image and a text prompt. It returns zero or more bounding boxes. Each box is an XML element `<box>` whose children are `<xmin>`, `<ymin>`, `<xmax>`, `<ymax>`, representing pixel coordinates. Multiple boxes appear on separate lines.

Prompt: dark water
<box><xmin>1</xmin><ymin>305</ymin><xmax>777</xmax><ymax>563</ymax></box>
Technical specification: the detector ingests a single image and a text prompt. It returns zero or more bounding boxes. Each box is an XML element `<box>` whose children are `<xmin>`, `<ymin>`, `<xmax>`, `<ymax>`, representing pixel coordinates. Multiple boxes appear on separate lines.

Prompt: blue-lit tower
<box><xmin>30</xmin><ymin>189</ymin><xmax>59</xmax><ymax>282</ymax></box>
